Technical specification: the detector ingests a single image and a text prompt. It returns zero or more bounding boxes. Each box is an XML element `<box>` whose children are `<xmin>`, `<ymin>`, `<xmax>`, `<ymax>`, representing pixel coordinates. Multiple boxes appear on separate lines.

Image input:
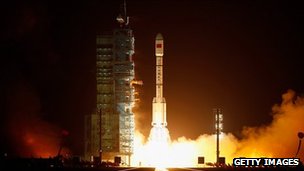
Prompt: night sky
<box><xmin>1</xmin><ymin>0</ymin><xmax>304</xmax><ymax>156</ymax></box>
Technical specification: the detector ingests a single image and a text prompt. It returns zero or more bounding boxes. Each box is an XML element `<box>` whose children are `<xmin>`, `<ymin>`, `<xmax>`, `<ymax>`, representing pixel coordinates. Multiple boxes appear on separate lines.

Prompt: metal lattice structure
<box><xmin>113</xmin><ymin>28</ymin><xmax>135</xmax><ymax>157</ymax></box>
<box><xmin>214</xmin><ymin>108</ymin><xmax>223</xmax><ymax>165</ymax></box>
<box><xmin>84</xmin><ymin>1</ymin><xmax>136</xmax><ymax>165</ymax></box>
<box><xmin>84</xmin><ymin>28</ymin><xmax>135</xmax><ymax>165</ymax></box>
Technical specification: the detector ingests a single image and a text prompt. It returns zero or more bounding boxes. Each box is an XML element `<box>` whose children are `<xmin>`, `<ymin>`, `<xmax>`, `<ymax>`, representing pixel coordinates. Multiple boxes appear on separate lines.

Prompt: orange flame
<box><xmin>131</xmin><ymin>90</ymin><xmax>304</xmax><ymax>167</ymax></box>
<box><xmin>9</xmin><ymin>117</ymin><xmax>70</xmax><ymax>158</ymax></box>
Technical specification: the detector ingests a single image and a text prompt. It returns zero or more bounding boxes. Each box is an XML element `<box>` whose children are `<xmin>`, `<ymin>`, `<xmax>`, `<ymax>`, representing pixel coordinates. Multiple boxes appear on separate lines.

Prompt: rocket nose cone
<box><xmin>156</xmin><ymin>33</ymin><xmax>163</xmax><ymax>40</ymax></box>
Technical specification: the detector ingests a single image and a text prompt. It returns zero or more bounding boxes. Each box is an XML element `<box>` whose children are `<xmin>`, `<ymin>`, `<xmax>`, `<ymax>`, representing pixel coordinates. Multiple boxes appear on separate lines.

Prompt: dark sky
<box><xmin>1</xmin><ymin>0</ymin><xmax>303</xmax><ymax>156</ymax></box>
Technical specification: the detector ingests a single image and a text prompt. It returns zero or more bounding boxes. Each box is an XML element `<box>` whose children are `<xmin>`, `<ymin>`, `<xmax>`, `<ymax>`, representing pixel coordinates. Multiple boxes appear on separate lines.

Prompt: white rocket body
<box><xmin>152</xmin><ymin>33</ymin><xmax>167</xmax><ymax>127</ymax></box>
<box><xmin>149</xmin><ymin>34</ymin><xmax>170</xmax><ymax>164</ymax></box>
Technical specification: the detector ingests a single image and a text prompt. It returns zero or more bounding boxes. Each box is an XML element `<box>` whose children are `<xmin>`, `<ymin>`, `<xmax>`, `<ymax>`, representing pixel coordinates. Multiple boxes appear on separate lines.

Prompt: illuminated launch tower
<box><xmin>214</xmin><ymin>108</ymin><xmax>224</xmax><ymax>165</ymax></box>
<box><xmin>84</xmin><ymin>1</ymin><xmax>139</xmax><ymax>165</ymax></box>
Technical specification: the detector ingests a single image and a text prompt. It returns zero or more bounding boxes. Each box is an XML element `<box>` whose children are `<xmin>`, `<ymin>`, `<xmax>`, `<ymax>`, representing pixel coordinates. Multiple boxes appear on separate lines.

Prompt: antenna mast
<box><xmin>116</xmin><ymin>0</ymin><xmax>129</xmax><ymax>26</ymax></box>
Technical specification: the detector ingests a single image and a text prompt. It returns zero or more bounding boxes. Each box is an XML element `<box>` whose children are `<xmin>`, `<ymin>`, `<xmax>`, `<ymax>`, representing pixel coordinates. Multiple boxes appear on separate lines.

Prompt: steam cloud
<box><xmin>235</xmin><ymin>89</ymin><xmax>304</xmax><ymax>159</ymax></box>
<box><xmin>133</xmin><ymin>89</ymin><xmax>304</xmax><ymax>166</ymax></box>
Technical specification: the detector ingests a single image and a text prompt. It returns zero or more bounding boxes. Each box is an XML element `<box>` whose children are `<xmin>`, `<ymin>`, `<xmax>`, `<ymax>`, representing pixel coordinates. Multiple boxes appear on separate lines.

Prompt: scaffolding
<box><xmin>84</xmin><ymin>28</ymin><xmax>136</xmax><ymax>165</ymax></box>
<box><xmin>84</xmin><ymin>1</ymin><xmax>136</xmax><ymax>165</ymax></box>
<box><xmin>113</xmin><ymin>28</ymin><xmax>135</xmax><ymax>162</ymax></box>
<box><xmin>214</xmin><ymin>108</ymin><xmax>224</xmax><ymax>166</ymax></box>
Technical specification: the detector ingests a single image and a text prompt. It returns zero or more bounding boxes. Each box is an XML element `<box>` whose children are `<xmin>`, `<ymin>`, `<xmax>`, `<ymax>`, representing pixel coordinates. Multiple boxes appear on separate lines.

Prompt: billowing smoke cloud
<box><xmin>235</xmin><ymin>89</ymin><xmax>304</xmax><ymax>159</ymax></box>
<box><xmin>133</xmin><ymin>89</ymin><xmax>304</xmax><ymax>166</ymax></box>
<box><xmin>5</xmin><ymin>80</ymin><xmax>69</xmax><ymax>158</ymax></box>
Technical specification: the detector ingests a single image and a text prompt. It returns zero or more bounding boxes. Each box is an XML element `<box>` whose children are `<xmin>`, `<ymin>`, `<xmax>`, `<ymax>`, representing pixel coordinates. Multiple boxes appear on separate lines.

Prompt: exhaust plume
<box><xmin>132</xmin><ymin>89</ymin><xmax>304</xmax><ymax>166</ymax></box>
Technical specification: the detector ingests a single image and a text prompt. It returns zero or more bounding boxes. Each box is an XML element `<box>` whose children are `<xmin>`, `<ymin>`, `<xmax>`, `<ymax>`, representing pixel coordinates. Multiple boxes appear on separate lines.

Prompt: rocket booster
<box><xmin>155</xmin><ymin>33</ymin><xmax>164</xmax><ymax>98</ymax></box>
<box><xmin>152</xmin><ymin>33</ymin><xmax>167</xmax><ymax>127</ymax></box>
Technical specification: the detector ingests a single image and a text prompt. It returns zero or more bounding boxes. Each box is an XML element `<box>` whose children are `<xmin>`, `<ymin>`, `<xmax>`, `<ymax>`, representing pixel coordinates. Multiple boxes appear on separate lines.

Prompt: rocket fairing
<box><xmin>152</xmin><ymin>33</ymin><xmax>167</xmax><ymax>127</ymax></box>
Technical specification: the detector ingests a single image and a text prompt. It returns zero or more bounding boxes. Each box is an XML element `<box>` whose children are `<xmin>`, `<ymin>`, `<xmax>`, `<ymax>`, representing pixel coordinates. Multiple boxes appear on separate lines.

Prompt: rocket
<box><xmin>152</xmin><ymin>33</ymin><xmax>167</xmax><ymax>127</ymax></box>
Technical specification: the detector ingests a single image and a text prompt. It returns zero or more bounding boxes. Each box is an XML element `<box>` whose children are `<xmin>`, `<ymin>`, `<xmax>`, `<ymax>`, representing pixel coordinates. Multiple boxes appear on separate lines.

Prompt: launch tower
<box><xmin>84</xmin><ymin>1</ymin><xmax>138</xmax><ymax>165</ymax></box>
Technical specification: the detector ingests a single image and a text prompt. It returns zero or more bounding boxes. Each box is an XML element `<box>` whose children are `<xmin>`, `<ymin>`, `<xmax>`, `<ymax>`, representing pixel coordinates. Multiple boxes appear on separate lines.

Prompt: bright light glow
<box><xmin>131</xmin><ymin>90</ymin><xmax>304</xmax><ymax>167</ymax></box>
<box><xmin>131</xmin><ymin>131</ymin><xmax>272</xmax><ymax>167</ymax></box>
<box><xmin>131</xmin><ymin>131</ymin><xmax>238</xmax><ymax>167</ymax></box>
<box><xmin>133</xmin><ymin>127</ymin><xmax>170</xmax><ymax>168</ymax></box>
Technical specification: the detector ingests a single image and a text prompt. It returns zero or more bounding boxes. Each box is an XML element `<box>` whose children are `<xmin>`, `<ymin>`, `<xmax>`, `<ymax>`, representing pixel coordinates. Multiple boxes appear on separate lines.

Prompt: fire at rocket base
<box><xmin>148</xmin><ymin>33</ymin><xmax>170</xmax><ymax>168</ymax></box>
